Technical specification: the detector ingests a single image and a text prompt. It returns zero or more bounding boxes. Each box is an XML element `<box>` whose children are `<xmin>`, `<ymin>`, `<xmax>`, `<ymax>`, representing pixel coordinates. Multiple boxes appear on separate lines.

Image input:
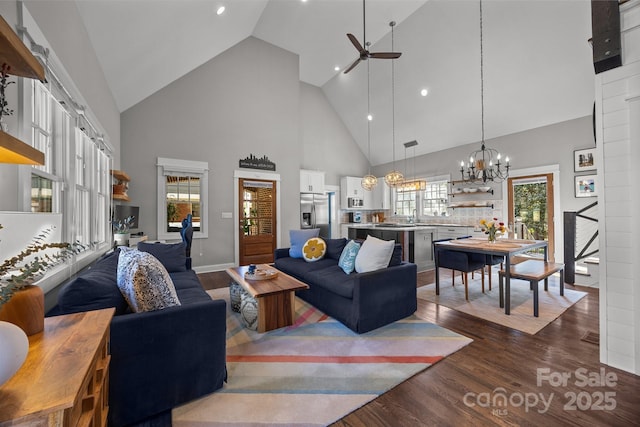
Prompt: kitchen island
<box><xmin>347</xmin><ymin>223</ymin><xmax>484</xmax><ymax>272</ymax></box>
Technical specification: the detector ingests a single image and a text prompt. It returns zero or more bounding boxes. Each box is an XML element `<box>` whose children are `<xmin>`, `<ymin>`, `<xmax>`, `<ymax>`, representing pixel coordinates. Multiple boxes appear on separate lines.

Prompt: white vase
<box><xmin>114</xmin><ymin>233</ymin><xmax>130</xmax><ymax>247</ymax></box>
<box><xmin>0</xmin><ymin>320</ymin><xmax>29</xmax><ymax>387</ymax></box>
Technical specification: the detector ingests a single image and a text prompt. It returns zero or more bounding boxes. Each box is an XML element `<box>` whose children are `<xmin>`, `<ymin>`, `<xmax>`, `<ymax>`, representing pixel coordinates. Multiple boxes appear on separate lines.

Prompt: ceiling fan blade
<box><xmin>369</xmin><ymin>52</ymin><xmax>402</xmax><ymax>59</ymax></box>
<box><xmin>343</xmin><ymin>57</ymin><xmax>362</xmax><ymax>74</ymax></box>
<box><xmin>347</xmin><ymin>33</ymin><xmax>365</xmax><ymax>53</ymax></box>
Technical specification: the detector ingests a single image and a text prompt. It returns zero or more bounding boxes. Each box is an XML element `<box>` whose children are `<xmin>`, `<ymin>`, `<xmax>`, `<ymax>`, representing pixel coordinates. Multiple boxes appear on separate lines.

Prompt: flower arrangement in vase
<box><xmin>479</xmin><ymin>217</ymin><xmax>506</xmax><ymax>243</ymax></box>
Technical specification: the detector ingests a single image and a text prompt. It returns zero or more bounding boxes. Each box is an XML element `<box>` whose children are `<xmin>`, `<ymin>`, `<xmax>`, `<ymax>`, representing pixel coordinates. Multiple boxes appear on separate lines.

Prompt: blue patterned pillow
<box><xmin>116</xmin><ymin>247</ymin><xmax>181</xmax><ymax>312</ymax></box>
<box><xmin>289</xmin><ymin>229</ymin><xmax>320</xmax><ymax>258</ymax></box>
<box><xmin>338</xmin><ymin>240</ymin><xmax>361</xmax><ymax>274</ymax></box>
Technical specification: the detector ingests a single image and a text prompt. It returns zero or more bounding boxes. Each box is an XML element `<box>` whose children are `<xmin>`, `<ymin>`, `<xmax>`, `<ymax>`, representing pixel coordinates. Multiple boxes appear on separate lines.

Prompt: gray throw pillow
<box><xmin>116</xmin><ymin>247</ymin><xmax>181</xmax><ymax>312</ymax></box>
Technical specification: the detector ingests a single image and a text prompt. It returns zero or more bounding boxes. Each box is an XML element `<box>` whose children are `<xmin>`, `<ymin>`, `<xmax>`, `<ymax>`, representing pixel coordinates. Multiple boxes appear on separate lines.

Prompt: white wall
<box><xmin>595</xmin><ymin>0</ymin><xmax>640</xmax><ymax>375</ymax></box>
<box><xmin>300</xmin><ymin>82</ymin><xmax>369</xmax><ymax>184</ymax></box>
<box><xmin>121</xmin><ymin>37</ymin><xmax>369</xmax><ymax>270</ymax></box>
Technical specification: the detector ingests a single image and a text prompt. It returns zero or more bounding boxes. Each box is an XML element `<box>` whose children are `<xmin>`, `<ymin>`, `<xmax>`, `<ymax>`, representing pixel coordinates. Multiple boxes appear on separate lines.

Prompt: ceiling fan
<box><xmin>343</xmin><ymin>0</ymin><xmax>402</xmax><ymax>74</ymax></box>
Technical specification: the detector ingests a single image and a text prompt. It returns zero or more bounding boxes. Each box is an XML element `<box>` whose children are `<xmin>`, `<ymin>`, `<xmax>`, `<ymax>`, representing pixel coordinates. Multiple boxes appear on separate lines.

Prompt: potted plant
<box><xmin>112</xmin><ymin>215</ymin><xmax>135</xmax><ymax>247</ymax></box>
<box><xmin>0</xmin><ymin>224</ymin><xmax>83</xmax><ymax>334</ymax></box>
<box><xmin>0</xmin><ymin>64</ymin><xmax>15</xmax><ymax>132</ymax></box>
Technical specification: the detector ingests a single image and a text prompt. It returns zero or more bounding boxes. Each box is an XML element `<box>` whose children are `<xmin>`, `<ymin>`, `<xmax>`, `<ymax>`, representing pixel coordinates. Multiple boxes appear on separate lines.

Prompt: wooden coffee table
<box><xmin>226</xmin><ymin>264</ymin><xmax>309</xmax><ymax>332</ymax></box>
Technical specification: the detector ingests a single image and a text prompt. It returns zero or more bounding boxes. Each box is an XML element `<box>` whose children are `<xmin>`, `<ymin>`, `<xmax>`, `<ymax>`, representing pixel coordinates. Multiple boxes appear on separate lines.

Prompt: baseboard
<box><xmin>193</xmin><ymin>263</ymin><xmax>235</xmax><ymax>274</ymax></box>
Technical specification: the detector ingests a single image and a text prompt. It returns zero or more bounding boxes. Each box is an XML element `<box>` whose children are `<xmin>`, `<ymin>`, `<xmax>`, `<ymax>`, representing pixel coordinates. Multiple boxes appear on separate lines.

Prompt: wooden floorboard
<box><xmin>198</xmin><ymin>269</ymin><xmax>640</xmax><ymax>426</ymax></box>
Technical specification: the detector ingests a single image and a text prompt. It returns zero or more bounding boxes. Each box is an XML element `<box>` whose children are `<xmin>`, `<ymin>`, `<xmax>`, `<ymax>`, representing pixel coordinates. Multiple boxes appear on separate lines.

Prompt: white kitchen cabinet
<box><xmin>434</xmin><ymin>226</ymin><xmax>473</xmax><ymax>240</ymax></box>
<box><xmin>340</xmin><ymin>176</ymin><xmax>372</xmax><ymax>209</ymax></box>
<box><xmin>300</xmin><ymin>169</ymin><xmax>325</xmax><ymax>193</ymax></box>
<box><xmin>370</xmin><ymin>178</ymin><xmax>390</xmax><ymax>210</ymax></box>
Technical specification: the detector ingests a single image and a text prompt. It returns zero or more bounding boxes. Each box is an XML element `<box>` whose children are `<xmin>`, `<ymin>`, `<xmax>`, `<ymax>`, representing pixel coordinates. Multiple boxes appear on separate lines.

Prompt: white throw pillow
<box><xmin>117</xmin><ymin>247</ymin><xmax>181</xmax><ymax>312</ymax></box>
<box><xmin>354</xmin><ymin>235</ymin><xmax>395</xmax><ymax>273</ymax></box>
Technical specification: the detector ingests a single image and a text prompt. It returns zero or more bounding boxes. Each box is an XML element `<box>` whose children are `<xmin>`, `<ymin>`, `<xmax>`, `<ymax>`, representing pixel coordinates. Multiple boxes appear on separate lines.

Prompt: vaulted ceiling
<box><xmin>76</xmin><ymin>0</ymin><xmax>595</xmax><ymax>166</ymax></box>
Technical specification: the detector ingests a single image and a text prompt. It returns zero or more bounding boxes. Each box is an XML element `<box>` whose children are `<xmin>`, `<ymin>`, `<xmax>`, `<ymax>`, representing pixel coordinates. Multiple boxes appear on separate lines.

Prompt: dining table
<box><xmin>433</xmin><ymin>237</ymin><xmax>549</xmax><ymax>315</ymax></box>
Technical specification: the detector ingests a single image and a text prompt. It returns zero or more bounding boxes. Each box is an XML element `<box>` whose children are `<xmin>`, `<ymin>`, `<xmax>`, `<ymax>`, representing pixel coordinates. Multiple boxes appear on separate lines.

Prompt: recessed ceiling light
<box><xmin>301</xmin><ymin>0</ymin><xmax>308</xmax><ymax>2</ymax></box>
<box><xmin>334</xmin><ymin>66</ymin><xmax>340</xmax><ymax>71</ymax></box>
<box><xmin>420</xmin><ymin>89</ymin><xmax>428</xmax><ymax>97</ymax></box>
<box><xmin>216</xmin><ymin>6</ymin><xmax>225</xmax><ymax>15</ymax></box>
<box><xmin>367</xmin><ymin>114</ymin><xmax>373</xmax><ymax>121</ymax></box>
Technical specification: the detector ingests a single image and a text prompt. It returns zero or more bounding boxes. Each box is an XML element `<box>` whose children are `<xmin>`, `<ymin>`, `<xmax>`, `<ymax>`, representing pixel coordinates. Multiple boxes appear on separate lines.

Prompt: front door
<box><xmin>507</xmin><ymin>173</ymin><xmax>555</xmax><ymax>262</ymax></box>
<box><xmin>239</xmin><ymin>178</ymin><xmax>277</xmax><ymax>265</ymax></box>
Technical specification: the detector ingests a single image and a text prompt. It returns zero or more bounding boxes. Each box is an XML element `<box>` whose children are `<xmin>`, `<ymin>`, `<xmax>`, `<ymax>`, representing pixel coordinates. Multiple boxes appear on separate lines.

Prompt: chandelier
<box><xmin>362</xmin><ymin>56</ymin><xmax>378</xmax><ymax>191</ymax></box>
<box><xmin>384</xmin><ymin>21</ymin><xmax>404</xmax><ymax>187</ymax></box>
<box><xmin>459</xmin><ymin>0</ymin><xmax>510</xmax><ymax>183</ymax></box>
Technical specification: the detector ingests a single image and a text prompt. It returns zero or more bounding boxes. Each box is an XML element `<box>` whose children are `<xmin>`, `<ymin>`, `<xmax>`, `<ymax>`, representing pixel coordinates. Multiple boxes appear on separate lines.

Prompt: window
<box><xmin>157</xmin><ymin>158</ymin><xmax>209</xmax><ymax>240</ymax></box>
<box><xmin>392</xmin><ymin>175</ymin><xmax>450</xmax><ymax>219</ymax></box>
<box><xmin>422</xmin><ymin>179</ymin><xmax>449</xmax><ymax>217</ymax></box>
<box><xmin>394</xmin><ymin>189</ymin><xmax>417</xmax><ymax>217</ymax></box>
<box><xmin>29</xmin><ymin>81</ymin><xmax>112</xmax><ymax>249</ymax></box>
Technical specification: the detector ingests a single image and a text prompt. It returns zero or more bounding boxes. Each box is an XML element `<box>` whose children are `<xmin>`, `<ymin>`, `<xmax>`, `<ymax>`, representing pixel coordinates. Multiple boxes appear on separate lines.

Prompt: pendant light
<box><xmin>459</xmin><ymin>0</ymin><xmax>510</xmax><ymax>183</ymax></box>
<box><xmin>384</xmin><ymin>21</ymin><xmax>403</xmax><ymax>187</ymax></box>
<box><xmin>361</xmin><ymin>55</ymin><xmax>377</xmax><ymax>191</ymax></box>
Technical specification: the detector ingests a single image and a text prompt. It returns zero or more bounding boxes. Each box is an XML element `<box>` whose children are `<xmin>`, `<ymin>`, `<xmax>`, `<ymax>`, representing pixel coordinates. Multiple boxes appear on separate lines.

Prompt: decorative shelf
<box><xmin>449</xmin><ymin>189</ymin><xmax>493</xmax><ymax>197</ymax></box>
<box><xmin>0</xmin><ymin>16</ymin><xmax>45</xmax><ymax>81</ymax></box>
<box><xmin>112</xmin><ymin>193</ymin><xmax>130</xmax><ymax>201</ymax></box>
<box><xmin>0</xmin><ymin>16</ymin><xmax>46</xmax><ymax>166</ymax></box>
<box><xmin>0</xmin><ymin>130</ymin><xmax>44</xmax><ymax>165</ymax></box>
<box><xmin>110</xmin><ymin>170</ymin><xmax>130</xmax><ymax>182</ymax></box>
<box><xmin>448</xmin><ymin>204</ymin><xmax>494</xmax><ymax>209</ymax></box>
<box><xmin>111</xmin><ymin>170</ymin><xmax>130</xmax><ymax>201</ymax></box>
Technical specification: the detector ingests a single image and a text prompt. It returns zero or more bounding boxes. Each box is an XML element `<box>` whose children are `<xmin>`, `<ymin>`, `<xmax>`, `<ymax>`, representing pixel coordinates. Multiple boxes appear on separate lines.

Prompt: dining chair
<box><xmin>433</xmin><ymin>238</ymin><xmax>486</xmax><ymax>300</ymax></box>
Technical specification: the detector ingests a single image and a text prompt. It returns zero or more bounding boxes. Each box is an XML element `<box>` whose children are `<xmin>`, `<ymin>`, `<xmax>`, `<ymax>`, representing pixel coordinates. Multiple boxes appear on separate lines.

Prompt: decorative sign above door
<box><xmin>239</xmin><ymin>154</ymin><xmax>276</xmax><ymax>171</ymax></box>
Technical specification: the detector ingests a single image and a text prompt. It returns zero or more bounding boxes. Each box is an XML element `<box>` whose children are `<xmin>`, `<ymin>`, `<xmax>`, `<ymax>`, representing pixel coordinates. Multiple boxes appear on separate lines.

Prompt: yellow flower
<box><xmin>479</xmin><ymin>219</ymin><xmax>487</xmax><ymax>226</ymax></box>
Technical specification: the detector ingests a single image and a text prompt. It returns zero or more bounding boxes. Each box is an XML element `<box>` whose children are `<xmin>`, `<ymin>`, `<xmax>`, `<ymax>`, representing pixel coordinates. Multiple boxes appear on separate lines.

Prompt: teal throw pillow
<box><xmin>338</xmin><ymin>239</ymin><xmax>361</xmax><ymax>274</ymax></box>
<box><xmin>289</xmin><ymin>228</ymin><xmax>320</xmax><ymax>258</ymax></box>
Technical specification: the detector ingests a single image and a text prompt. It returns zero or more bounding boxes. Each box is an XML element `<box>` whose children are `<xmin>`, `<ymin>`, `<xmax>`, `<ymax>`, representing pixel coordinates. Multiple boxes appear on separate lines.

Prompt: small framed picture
<box><xmin>575</xmin><ymin>175</ymin><xmax>597</xmax><ymax>198</ymax></box>
<box><xmin>574</xmin><ymin>148</ymin><xmax>596</xmax><ymax>172</ymax></box>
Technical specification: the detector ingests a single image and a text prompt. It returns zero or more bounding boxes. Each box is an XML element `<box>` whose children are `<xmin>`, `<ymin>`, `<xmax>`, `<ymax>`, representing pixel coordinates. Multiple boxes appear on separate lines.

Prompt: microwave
<box><xmin>348</xmin><ymin>197</ymin><xmax>364</xmax><ymax>208</ymax></box>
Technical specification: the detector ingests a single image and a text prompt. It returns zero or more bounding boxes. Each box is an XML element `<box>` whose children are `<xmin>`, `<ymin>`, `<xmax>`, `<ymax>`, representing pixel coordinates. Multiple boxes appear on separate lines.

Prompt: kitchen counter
<box><xmin>346</xmin><ymin>224</ymin><xmax>436</xmax><ymax>271</ymax></box>
<box><xmin>346</xmin><ymin>223</ymin><xmax>437</xmax><ymax>231</ymax></box>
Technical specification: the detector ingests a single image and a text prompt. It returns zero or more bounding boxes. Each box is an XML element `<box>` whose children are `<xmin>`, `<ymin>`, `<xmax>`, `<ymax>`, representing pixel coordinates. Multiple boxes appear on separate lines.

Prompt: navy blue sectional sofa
<box><xmin>50</xmin><ymin>246</ymin><xmax>226</xmax><ymax>427</ymax></box>
<box><xmin>274</xmin><ymin>238</ymin><xmax>417</xmax><ymax>333</ymax></box>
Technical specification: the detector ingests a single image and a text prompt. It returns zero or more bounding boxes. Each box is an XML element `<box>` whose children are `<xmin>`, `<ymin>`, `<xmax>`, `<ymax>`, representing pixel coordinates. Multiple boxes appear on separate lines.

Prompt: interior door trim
<box><xmin>234</xmin><ymin>170</ymin><xmax>281</xmax><ymax>267</ymax></box>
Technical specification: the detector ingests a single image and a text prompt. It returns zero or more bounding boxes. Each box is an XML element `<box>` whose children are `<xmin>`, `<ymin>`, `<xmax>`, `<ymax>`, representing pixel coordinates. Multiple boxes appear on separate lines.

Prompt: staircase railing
<box><xmin>563</xmin><ymin>201</ymin><xmax>598</xmax><ymax>284</ymax></box>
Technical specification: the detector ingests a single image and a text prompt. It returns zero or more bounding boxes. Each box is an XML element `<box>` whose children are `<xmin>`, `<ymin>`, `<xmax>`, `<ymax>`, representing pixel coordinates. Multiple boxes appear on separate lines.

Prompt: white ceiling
<box><xmin>75</xmin><ymin>0</ymin><xmax>595</xmax><ymax>166</ymax></box>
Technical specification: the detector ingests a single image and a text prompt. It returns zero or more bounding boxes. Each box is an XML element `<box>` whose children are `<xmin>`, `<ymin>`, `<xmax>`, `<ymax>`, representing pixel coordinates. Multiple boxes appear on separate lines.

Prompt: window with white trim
<box><xmin>157</xmin><ymin>158</ymin><xmax>209</xmax><ymax>240</ymax></box>
<box><xmin>29</xmin><ymin>81</ymin><xmax>112</xmax><ymax>249</ymax></box>
<box><xmin>421</xmin><ymin>179</ymin><xmax>449</xmax><ymax>217</ymax></box>
<box><xmin>392</xmin><ymin>175</ymin><xmax>450</xmax><ymax>219</ymax></box>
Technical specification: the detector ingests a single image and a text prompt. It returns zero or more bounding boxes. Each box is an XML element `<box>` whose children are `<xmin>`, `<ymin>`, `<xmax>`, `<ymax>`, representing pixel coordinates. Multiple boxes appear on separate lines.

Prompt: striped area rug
<box><xmin>172</xmin><ymin>288</ymin><xmax>472</xmax><ymax>426</ymax></box>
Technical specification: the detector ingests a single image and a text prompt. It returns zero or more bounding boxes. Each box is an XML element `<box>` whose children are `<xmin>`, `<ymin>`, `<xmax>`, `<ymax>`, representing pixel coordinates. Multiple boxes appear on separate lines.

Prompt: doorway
<box><xmin>507</xmin><ymin>173</ymin><xmax>555</xmax><ymax>261</ymax></box>
<box><xmin>238</xmin><ymin>178</ymin><xmax>277</xmax><ymax>265</ymax></box>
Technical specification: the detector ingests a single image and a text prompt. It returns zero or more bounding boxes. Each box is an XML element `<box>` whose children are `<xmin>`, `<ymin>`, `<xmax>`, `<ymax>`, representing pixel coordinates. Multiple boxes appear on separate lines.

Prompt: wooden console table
<box><xmin>0</xmin><ymin>308</ymin><xmax>114</xmax><ymax>426</ymax></box>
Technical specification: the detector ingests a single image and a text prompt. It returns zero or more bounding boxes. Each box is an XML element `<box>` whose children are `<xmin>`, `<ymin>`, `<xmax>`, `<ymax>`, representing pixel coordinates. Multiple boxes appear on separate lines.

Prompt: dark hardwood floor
<box><xmin>198</xmin><ymin>270</ymin><xmax>640</xmax><ymax>427</ymax></box>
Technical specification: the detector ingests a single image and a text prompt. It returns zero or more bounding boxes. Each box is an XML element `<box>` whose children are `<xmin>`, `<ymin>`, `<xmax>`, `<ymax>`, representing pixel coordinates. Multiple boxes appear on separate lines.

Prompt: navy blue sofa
<box><xmin>274</xmin><ymin>238</ymin><xmax>417</xmax><ymax>333</ymax></box>
<box><xmin>50</xmin><ymin>246</ymin><xmax>227</xmax><ymax>427</ymax></box>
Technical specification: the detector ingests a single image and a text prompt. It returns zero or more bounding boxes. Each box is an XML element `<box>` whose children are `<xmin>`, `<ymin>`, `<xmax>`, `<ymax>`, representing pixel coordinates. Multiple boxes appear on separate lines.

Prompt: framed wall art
<box><xmin>574</xmin><ymin>148</ymin><xmax>596</xmax><ymax>172</ymax></box>
<box><xmin>575</xmin><ymin>174</ymin><xmax>597</xmax><ymax>198</ymax></box>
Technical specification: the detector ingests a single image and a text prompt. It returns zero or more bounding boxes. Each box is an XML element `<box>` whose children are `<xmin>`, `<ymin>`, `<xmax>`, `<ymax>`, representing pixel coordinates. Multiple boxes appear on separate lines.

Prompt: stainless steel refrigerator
<box><xmin>300</xmin><ymin>193</ymin><xmax>330</xmax><ymax>239</ymax></box>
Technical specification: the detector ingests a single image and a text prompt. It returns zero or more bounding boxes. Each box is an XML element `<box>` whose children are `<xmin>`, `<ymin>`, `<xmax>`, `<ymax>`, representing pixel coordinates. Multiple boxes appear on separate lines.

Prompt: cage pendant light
<box><xmin>459</xmin><ymin>0</ymin><xmax>510</xmax><ymax>183</ymax></box>
<box><xmin>384</xmin><ymin>21</ymin><xmax>403</xmax><ymax>187</ymax></box>
<box><xmin>362</xmin><ymin>58</ymin><xmax>378</xmax><ymax>191</ymax></box>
